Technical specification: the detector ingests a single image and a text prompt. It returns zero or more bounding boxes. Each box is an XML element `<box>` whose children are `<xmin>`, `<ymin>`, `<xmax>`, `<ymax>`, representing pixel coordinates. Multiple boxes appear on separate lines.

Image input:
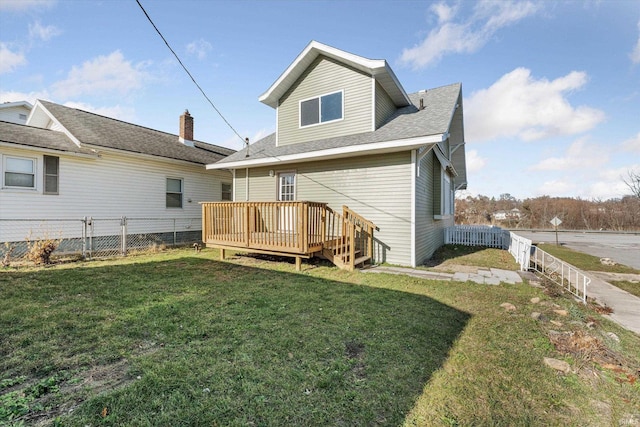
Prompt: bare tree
<box><xmin>623</xmin><ymin>170</ymin><xmax>640</xmax><ymax>198</ymax></box>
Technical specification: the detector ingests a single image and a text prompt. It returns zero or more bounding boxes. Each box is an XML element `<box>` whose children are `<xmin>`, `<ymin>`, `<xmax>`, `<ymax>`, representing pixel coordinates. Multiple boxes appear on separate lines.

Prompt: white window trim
<box><xmin>298</xmin><ymin>89</ymin><xmax>344</xmax><ymax>129</ymax></box>
<box><xmin>277</xmin><ymin>171</ymin><xmax>296</xmax><ymax>201</ymax></box>
<box><xmin>166</xmin><ymin>177</ymin><xmax>184</xmax><ymax>209</ymax></box>
<box><xmin>2</xmin><ymin>154</ymin><xmax>37</xmax><ymax>191</ymax></box>
<box><xmin>434</xmin><ymin>166</ymin><xmax>453</xmax><ymax>220</ymax></box>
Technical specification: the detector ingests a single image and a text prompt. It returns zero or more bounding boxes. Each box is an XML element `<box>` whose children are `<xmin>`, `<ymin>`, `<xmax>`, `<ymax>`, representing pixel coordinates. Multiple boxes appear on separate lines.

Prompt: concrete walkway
<box><xmin>363</xmin><ymin>266</ymin><xmax>640</xmax><ymax>335</ymax></box>
<box><xmin>587</xmin><ymin>272</ymin><xmax>640</xmax><ymax>335</ymax></box>
<box><xmin>363</xmin><ymin>265</ymin><xmax>522</xmax><ymax>285</ymax></box>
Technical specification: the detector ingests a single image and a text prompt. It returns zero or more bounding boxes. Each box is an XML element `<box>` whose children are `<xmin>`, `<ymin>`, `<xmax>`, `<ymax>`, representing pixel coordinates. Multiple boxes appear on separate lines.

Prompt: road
<box><xmin>512</xmin><ymin>230</ymin><xmax>640</xmax><ymax>270</ymax></box>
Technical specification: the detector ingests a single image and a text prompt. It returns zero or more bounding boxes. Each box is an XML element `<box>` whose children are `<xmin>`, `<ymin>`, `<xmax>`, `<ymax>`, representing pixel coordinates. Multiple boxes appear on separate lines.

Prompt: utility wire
<box><xmin>135</xmin><ymin>0</ymin><xmax>246</xmax><ymax>146</ymax></box>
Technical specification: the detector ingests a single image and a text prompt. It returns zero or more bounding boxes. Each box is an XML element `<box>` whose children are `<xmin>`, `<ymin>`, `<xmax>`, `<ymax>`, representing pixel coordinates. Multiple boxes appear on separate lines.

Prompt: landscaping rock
<box><xmin>529</xmin><ymin>280</ymin><xmax>543</xmax><ymax>288</ymax></box>
<box><xmin>606</xmin><ymin>332</ymin><xmax>620</xmax><ymax>343</ymax></box>
<box><xmin>531</xmin><ymin>312</ymin><xmax>548</xmax><ymax>322</ymax></box>
<box><xmin>553</xmin><ymin>309</ymin><xmax>568</xmax><ymax>317</ymax></box>
<box><xmin>544</xmin><ymin>357</ymin><xmax>571</xmax><ymax>373</ymax></box>
<box><xmin>530</xmin><ymin>297</ymin><xmax>541</xmax><ymax>304</ymax></box>
<box><xmin>550</xmin><ymin>320</ymin><xmax>563</xmax><ymax>327</ymax></box>
<box><xmin>500</xmin><ymin>302</ymin><xmax>516</xmax><ymax>311</ymax></box>
<box><xmin>600</xmin><ymin>257</ymin><xmax>616</xmax><ymax>266</ymax></box>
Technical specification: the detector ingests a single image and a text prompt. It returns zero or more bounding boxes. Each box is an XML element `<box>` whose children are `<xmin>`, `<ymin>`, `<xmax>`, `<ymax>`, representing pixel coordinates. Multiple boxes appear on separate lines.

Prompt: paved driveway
<box><xmin>512</xmin><ymin>231</ymin><xmax>640</xmax><ymax>270</ymax></box>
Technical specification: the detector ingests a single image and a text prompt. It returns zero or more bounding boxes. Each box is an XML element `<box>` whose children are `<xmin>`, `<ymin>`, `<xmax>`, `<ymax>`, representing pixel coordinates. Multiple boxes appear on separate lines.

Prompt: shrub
<box><xmin>25</xmin><ymin>234</ymin><xmax>62</xmax><ymax>265</ymax></box>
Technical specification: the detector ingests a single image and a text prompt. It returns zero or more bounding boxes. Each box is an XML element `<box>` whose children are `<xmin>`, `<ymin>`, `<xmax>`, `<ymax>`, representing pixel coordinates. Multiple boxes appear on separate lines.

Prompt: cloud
<box><xmin>0</xmin><ymin>0</ymin><xmax>56</xmax><ymax>11</ymax></box>
<box><xmin>400</xmin><ymin>0</ymin><xmax>540</xmax><ymax>68</ymax></box>
<box><xmin>0</xmin><ymin>89</ymin><xmax>50</xmax><ymax>104</ymax></box>
<box><xmin>466</xmin><ymin>68</ymin><xmax>605</xmax><ymax>142</ymax></box>
<box><xmin>29</xmin><ymin>20</ymin><xmax>62</xmax><ymax>42</ymax></box>
<box><xmin>530</xmin><ymin>138</ymin><xmax>608</xmax><ymax>171</ymax></box>
<box><xmin>466</xmin><ymin>149</ymin><xmax>486</xmax><ymax>173</ymax></box>
<box><xmin>0</xmin><ymin>43</ymin><xmax>27</xmax><ymax>74</ymax></box>
<box><xmin>186</xmin><ymin>39</ymin><xmax>212</xmax><ymax>60</ymax></box>
<box><xmin>621</xmin><ymin>132</ymin><xmax>640</xmax><ymax>153</ymax></box>
<box><xmin>631</xmin><ymin>20</ymin><xmax>640</xmax><ymax>64</ymax></box>
<box><xmin>587</xmin><ymin>165</ymin><xmax>640</xmax><ymax>199</ymax></box>
<box><xmin>535</xmin><ymin>179</ymin><xmax>577</xmax><ymax>197</ymax></box>
<box><xmin>51</xmin><ymin>51</ymin><xmax>151</xmax><ymax>98</ymax></box>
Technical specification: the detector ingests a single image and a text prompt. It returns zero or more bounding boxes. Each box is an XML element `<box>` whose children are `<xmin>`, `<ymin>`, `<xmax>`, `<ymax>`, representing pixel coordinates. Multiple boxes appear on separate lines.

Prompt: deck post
<box><xmin>220</xmin><ymin>248</ymin><xmax>226</xmax><ymax>260</ymax></box>
<box><xmin>295</xmin><ymin>256</ymin><xmax>301</xmax><ymax>271</ymax></box>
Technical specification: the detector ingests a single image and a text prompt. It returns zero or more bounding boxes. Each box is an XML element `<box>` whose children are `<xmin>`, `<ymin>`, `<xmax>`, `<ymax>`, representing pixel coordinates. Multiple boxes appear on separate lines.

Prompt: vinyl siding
<box><xmin>0</xmin><ymin>146</ymin><xmax>231</xmax><ymax>241</ymax></box>
<box><xmin>235</xmin><ymin>152</ymin><xmax>413</xmax><ymax>266</ymax></box>
<box><xmin>414</xmin><ymin>150</ymin><xmax>448</xmax><ymax>264</ymax></box>
<box><xmin>375</xmin><ymin>81</ymin><xmax>397</xmax><ymax>129</ymax></box>
<box><xmin>277</xmin><ymin>56</ymin><xmax>372</xmax><ymax>146</ymax></box>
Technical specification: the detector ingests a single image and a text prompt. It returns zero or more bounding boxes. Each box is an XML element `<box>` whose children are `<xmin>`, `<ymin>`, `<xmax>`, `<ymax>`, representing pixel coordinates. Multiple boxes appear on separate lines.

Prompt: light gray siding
<box><xmin>414</xmin><ymin>149</ymin><xmax>449</xmax><ymax>264</ymax></box>
<box><xmin>234</xmin><ymin>152</ymin><xmax>413</xmax><ymax>266</ymax></box>
<box><xmin>277</xmin><ymin>56</ymin><xmax>372</xmax><ymax>146</ymax></box>
<box><xmin>375</xmin><ymin>81</ymin><xmax>396</xmax><ymax>129</ymax></box>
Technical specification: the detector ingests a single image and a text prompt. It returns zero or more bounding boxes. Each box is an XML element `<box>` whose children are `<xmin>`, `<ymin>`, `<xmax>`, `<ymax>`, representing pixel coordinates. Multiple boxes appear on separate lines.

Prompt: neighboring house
<box><xmin>0</xmin><ymin>101</ymin><xmax>234</xmax><ymax>243</ymax></box>
<box><xmin>0</xmin><ymin>101</ymin><xmax>32</xmax><ymax>125</ymax></box>
<box><xmin>493</xmin><ymin>208</ymin><xmax>522</xmax><ymax>222</ymax></box>
<box><xmin>206</xmin><ymin>41</ymin><xmax>467</xmax><ymax>267</ymax></box>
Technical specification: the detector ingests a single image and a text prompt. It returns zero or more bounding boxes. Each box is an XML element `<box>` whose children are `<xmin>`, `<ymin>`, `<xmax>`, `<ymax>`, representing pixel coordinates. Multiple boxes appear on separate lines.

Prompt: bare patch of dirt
<box><xmin>345</xmin><ymin>341</ymin><xmax>366</xmax><ymax>380</ymax></box>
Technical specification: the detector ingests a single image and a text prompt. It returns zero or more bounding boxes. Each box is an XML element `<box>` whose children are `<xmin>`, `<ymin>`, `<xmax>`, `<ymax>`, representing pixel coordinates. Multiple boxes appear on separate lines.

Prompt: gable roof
<box><xmin>0</xmin><ymin>120</ymin><xmax>97</xmax><ymax>156</ymax></box>
<box><xmin>209</xmin><ymin>84</ymin><xmax>462</xmax><ymax>169</ymax></box>
<box><xmin>29</xmin><ymin>100</ymin><xmax>235</xmax><ymax>165</ymax></box>
<box><xmin>259</xmin><ymin>41</ymin><xmax>411</xmax><ymax>109</ymax></box>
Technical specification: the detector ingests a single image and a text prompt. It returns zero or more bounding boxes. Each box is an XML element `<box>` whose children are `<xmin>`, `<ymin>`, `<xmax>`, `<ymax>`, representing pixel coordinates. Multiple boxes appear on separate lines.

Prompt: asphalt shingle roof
<box><xmin>39</xmin><ymin>100</ymin><xmax>235</xmax><ymax>164</ymax></box>
<box><xmin>0</xmin><ymin>120</ymin><xmax>97</xmax><ymax>156</ymax></box>
<box><xmin>215</xmin><ymin>83</ymin><xmax>461</xmax><ymax>165</ymax></box>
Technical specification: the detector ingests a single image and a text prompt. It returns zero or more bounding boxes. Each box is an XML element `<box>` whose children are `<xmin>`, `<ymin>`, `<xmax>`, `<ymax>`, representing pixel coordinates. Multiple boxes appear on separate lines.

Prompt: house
<box><xmin>0</xmin><ymin>101</ymin><xmax>234</xmax><ymax>247</ymax></box>
<box><xmin>0</xmin><ymin>101</ymin><xmax>33</xmax><ymax>125</ymax></box>
<box><xmin>204</xmin><ymin>41</ymin><xmax>467</xmax><ymax>268</ymax></box>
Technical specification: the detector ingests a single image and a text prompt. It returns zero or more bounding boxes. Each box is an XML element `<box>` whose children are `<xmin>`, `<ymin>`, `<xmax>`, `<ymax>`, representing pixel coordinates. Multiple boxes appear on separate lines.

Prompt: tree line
<box><xmin>455</xmin><ymin>193</ymin><xmax>640</xmax><ymax>231</ymax></box>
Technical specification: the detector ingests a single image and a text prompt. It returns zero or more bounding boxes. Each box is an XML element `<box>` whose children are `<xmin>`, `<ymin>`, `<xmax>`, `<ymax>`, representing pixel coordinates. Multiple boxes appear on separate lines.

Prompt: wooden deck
<box><xmin>201</xmin><ymin>201</ymin><xmax>377</xmax><ymax>271</ymax></box>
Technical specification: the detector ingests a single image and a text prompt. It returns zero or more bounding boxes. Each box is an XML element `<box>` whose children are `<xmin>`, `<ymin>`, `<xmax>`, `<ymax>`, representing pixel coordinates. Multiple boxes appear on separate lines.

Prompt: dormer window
<box><xmin>300</xmin><ymin>90</ymin><xmax>343</xmax><ymax>127</ymax></box>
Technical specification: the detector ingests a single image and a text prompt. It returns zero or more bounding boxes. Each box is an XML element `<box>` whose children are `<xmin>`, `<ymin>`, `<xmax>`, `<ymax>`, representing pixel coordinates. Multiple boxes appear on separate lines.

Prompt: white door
<box><xmin>278</xmin><ymin>172</ymin><xmax>296</xmax><ymax>231</ymax></box>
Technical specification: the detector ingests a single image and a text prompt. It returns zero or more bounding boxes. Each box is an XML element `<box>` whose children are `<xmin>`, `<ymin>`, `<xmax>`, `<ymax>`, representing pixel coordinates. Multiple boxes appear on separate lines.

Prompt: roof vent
<box><xmin>419</xmin><ymin>98</ymin><xmax>425</xmax><ymax>110</ymax></box>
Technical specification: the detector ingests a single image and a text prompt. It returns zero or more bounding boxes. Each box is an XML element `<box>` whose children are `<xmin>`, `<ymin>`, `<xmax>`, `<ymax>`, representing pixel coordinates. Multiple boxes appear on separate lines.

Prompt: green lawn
<box><xmin>538</xmin><ymin>243</ymin><xmax>640</xmax><ymax>274</ymax></box>
<box><xmin>1</xmin><ymin>248</ymin><xmax>639</xmax><ymax>426</ymax></box>
<box><xmin>609</xmin><ymin>280</ymin><xmax>640</xmax><ymax>299</ymax></box>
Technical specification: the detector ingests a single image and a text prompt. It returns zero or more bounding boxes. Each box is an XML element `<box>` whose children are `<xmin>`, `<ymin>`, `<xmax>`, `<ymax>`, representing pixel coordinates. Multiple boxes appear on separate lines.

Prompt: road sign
<box><xmin>550</xmin><ymin>216</ymin><xmax>562</xmax><ymax>227</ymax></box>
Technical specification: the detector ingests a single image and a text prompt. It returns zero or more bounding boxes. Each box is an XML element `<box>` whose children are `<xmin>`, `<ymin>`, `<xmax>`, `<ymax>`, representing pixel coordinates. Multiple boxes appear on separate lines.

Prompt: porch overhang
<box><xmin>206</xmin><ymin>133</ymin><xmax>445</xmax><ymax>170</ymax></box>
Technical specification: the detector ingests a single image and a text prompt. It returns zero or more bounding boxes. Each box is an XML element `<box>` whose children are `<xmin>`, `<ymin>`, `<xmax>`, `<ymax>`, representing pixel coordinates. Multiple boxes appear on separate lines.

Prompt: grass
<box><xmin>609</xmin><ymin>280</ymin><xmax>640</xmax><ymax>298</ymax></box>
<box><xmin>1</xmin><ymin>248</ymin><xmax>639</xmax><ymax>426</ymax></box>
<box><xmin>538</xmin><ymin>243</ymin><xmax>640</xmax><ymax>274</ymax></box>
<box><xmin>422</xmin><ymin>244</ymin><xmax>520</xmax><ymax>271</ymax></box>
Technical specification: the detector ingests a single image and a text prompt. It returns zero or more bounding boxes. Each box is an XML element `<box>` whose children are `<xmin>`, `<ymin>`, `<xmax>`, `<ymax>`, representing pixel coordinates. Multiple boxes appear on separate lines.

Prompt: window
<box><xmin>166</xmin><ymin>178</ymin><xmax>183</xmax><ymax>208</ymax></box>
<box><xmin>442</xmin><ymin>173</ymin><xmax>453</xmax><ymax>216</ymax></box>
<box><xmin>19</xmin><ymin>113</ymin><xmax>27</xmax><ymax>121</ymax></box>
<box><xmin>278</xmin><ymin>172</ymin><xmax>295</xmax><ymax>201</ymax></box>
<box><xmin>4</xmin><ymin>156</ymin><xmax>35</xmax><ymax>189</ymax></box>
<box><xmin>43</xmin><ymin>155</ymin><xmax>59</xmax><ymax>195</ymax></box>
<box><xmin>300</xmin><ymin>91</ymin><xmax>343</xmax><ymax>127</ymax></box>
<box><xmin>221</xmin><ymin>182</ymin><xmax>232</xmax><ymax>201</ymax></box>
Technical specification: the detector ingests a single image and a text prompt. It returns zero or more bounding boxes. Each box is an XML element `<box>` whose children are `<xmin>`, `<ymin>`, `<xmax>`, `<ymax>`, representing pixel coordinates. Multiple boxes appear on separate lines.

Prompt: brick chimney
<box><xmin>179</xmin><ymin>109</ymin><xmax>194</xmax><ymax>146</ymax></box>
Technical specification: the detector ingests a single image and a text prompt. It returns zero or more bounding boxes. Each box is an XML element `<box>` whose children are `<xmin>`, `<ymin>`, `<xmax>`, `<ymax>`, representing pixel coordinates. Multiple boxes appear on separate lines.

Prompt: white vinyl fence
<box><xmin>445</xmin><ymin>225</ymin><xmax>589</xmax><ymax>303</ymax></box>
<box><xmin>0</xmin><ymin>217</ymin><xmax>201</xmax><ymax>262</ymax></box>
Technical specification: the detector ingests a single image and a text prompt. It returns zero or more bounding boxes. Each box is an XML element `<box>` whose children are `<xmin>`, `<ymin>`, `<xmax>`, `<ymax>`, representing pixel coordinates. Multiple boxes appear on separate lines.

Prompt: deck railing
<box><xmin>202</xmin><ymin>201</ymin><xmax>326</xmax><ymax>255</ymax></box>
<box><xmin>202</xmin><ymin>201</ymin><xmax>377</xmax><ymax>271</ymax></box>
<box><xmin>323</xmin><ymin>206</ymin><xmax>378</xmax><ymax>270</ymax></box>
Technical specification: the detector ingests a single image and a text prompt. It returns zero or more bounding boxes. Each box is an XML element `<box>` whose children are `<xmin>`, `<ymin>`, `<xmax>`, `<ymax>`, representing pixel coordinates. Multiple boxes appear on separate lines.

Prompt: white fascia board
<box><xmin>0</xmin><ymin>141</ymin><xmax>99</xmax><ymax>159</ymax></box>
<box><xmin>31</xmin><ymin>101</ymin><xmax>83</xmax><ymax>148</ymax></box>
<box><xmin>260</xmin><ymin>41</ymin><xmax>391</xmax><ymax>109</ymax></box>
<box><xmin>433</xmin><ymin>144</ymin><xmax>459</xmax><ymax>177</ymax></box>
<box><xmin>206</xmin><ymin>134</ymin><xmax>445</xmax><ymax>170</ymax></box>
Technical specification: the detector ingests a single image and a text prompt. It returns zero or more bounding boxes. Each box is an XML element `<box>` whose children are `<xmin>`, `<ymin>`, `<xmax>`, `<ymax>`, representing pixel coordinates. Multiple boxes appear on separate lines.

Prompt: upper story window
<box><xmin>166</xmin><ymin>178</ymin><xmax>183</xmax><ymax>208</ymax></box>
<box><xmin>300</xmin><ymin>90</ymin><xmax>343</xmax><ymax>127</ymax></box>
<box><xmin>43</xmin><ymin>155</ymin><xmax>59</xmax><ymax>195</ymax></box>
<box><xmin>4</xmin><ymin>156</ymin><xmax>35</xmax><ymax>189</ymax></box>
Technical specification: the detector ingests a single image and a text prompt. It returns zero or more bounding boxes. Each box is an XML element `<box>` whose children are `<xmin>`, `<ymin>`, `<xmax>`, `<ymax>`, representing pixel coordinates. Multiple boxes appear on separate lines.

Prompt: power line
<box><xmin>135</xmin><ymin>0</ymin><xmax>246</xmax><ymax>146</ymax></box>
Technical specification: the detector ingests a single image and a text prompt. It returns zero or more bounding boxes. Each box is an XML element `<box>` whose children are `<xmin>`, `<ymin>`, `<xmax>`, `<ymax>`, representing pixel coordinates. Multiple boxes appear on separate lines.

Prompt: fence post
<box><xmin>121</xmin><ymin>216</ymin><xmax>127</xmax><ymax>256</ymax></box>
<box><xmin>82</xmin><ymin>217</ymin><xmax>87</xmax><ymax>259</ymax></box>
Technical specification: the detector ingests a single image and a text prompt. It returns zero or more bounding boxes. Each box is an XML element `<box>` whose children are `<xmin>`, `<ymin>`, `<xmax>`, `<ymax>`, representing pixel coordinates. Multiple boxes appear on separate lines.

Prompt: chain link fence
<box><xmin>0</xmin><ymin>217</ymin><xmax>202</xmax><ymax>263</ymax></box>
